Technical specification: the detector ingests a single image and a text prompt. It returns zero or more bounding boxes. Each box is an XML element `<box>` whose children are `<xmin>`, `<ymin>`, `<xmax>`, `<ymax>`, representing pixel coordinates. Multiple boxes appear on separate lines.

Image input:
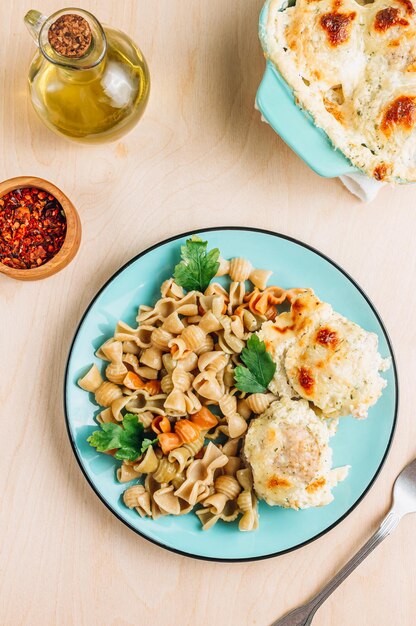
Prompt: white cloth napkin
<box><xmin>255</xmin><ymin>102</ymin><xmax>385</xmax><ymax>202</ymax></box>
<box><xmin>339</xmin><ymin>171</ymin><xmax>385</xmax><ymax>203</ymax></box>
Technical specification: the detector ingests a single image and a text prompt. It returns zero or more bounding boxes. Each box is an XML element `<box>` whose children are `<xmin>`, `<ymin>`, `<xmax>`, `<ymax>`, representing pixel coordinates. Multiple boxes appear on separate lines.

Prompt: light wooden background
<box><xmin>1</xmin><ymin>1</ymin><xmax>416</xmax><ymax>625</ymax></box>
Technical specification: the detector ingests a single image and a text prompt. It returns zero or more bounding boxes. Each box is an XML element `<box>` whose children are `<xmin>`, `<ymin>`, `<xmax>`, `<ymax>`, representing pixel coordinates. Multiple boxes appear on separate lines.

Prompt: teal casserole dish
<box><xmin>256</xmin><ymin>0</ymin><xmax>358</xmax><ymax>178</ymax></box>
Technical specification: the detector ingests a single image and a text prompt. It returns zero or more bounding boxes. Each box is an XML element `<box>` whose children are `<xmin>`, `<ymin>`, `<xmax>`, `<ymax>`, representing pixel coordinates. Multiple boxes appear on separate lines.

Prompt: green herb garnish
<box><xmin>235</xmin><ymin>334</ymin><xmax>276</xmax><ymax>394</ymax></box>
<box><xmin>140</xmin><ymin>437</ymin><xmax>159</xmax><ymax>454</ymax></box>
<box><xmin>87</xmin><ymin>413</ymin><xmax>150</xmax><ymax>461</ymax></box>
<box><xmin>174</xmin><ymin>236</ymin><xmax>220</xmax><ymax>292</ymax></box>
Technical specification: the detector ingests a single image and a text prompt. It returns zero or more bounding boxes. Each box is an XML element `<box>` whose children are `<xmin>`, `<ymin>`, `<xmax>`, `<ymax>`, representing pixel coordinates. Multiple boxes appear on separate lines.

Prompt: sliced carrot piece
<box><xmin>190</xmin><ymin>407</ymin><xmax>218</xmax><ymax>430</ymax></box>
<box><xmin>144</xmin><ymin>380</ymin><xmax>161</xmax><ymax>396</ymax></box>
<box><xmin>158</xmin><ymin>432</ymin><xmax>182</xmax><ymax>454</ymax></box>
<box><xmin>175</xmin><ymin>419</ymin><xmax>200</xmax><ymax>443</ymax></box>
<box><xmin>151</xmin><ymin>415</ymin><xmax>171</xmax><ymax>435</ymax></box>
<box><xmin>123</xmin><ymin>372</ymin><xmax>145</xmax><ymax>390</ymax></box>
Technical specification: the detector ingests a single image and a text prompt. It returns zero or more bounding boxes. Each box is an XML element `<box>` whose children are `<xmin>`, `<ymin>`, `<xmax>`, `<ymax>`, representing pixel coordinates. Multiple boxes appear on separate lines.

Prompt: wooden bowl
<box><xmin>0</xmin><ymin>176</ymin><xmax>81</xmax><ymax>281</ymax></box>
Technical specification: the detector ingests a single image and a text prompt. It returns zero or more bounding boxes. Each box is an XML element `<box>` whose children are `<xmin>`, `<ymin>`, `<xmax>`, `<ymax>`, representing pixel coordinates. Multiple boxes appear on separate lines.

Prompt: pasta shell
<box><xmin>135</xmin><ymin>491</ymin><xmax>152</xmax><ymax>518</ymax></box>
<box><xmin>106</xmin><ymin>362</ymin><xmax>128</xmax><ymax>384</ymax></box>
<box><xmin>214</xmin><ymin>475</ymin><xmax>241</xmax><ymax>500</ymax></box>
<box><xmin>171</xmin><ymin>368</ymin><xmax>193</xmax><ymax>392</ymax></box>
<box><xmin>95</xmin><ymin>381</ymin><xmax>123</xmax><ymax>407</ymax></box>
<box><xmin>122</xmin><ymin>352</ymin><xmax>140</xmax><ymax>372</ymax></box>
<box><xmin>221</xmin><ymin>438</ymin><xmax>241</xmax><ymax>457</ymax></box>
<box><xmin>193</xmin><ymin>371</ymin><xmax>223</xmax><ymax>401</ymax></box>
<box><xmin>160</xmin><ymin>373</ymin><xmax>174</xmax><ymax>394</ymax></box>
<box><xmin>223</xmin><ymin>456</ymin><xmax>242</xmax><ymax>477</ymax></box>
<box><xmin>95</xmin><ymin>338</ymin><xmax>116</xmax><ymax>361</ymax></box>
<box><xmin>162</xmin><ymin>312</ymin><xmax>185</xmax><ymax>334</ymax></box>
<box><xmin>78</xmin><ymin>364</ymin><xmax>103</xmax><ymax>392</ymax></box>
<box><xmin>190</xmin><ymin>407</ymin><xmax>218</xmax><ymax>430</ymax></box>
<box><xmin>111</xmin><ymin>392</ymin><xmax>139</xmax><ymax>421</ymax></box>
<box><xmin>96</xmin><ymin>407</ymin><xmax>118</xmax><ymax>424</ymax></box>
<box><xmin>175</xmin><ymin>351</ymin><xmax>198</xmax><ymax>372</ymax></box>
<box><xmin>198</xmin><ymin>351</ymin><xmax>228</xmax><ymax>373</ymax></box>
<box><xmin>137</xmin><ymin>411</ymin><xmax>154</xmax><ymax>428</ymax></box>
<box><xmin>168</xmin><ymin>337</ymin><xmax>190</xmax><ymax>360</ymax></box>
<box><xmin>196</xmin><ymin>507</ymin><xmax>220</xmax><ymax>531</ymax></box>
<box><xmin>136</xmin><ymin>366</ymin><xmax>159</xmax><ymax>380</ymax></box>
<box><xmin>135</xmin><ymin>446</ymin><xmax>159</xmax><ymax>473</ymax></box>
<box><xmin>215</xmin><ymin>257</ymin><xmax>230</xmax><ymax>277</ymax></box>
<box><xmin>153</xmin><ymin>485</ymin><xmax>181</xmax><ymax>515</ymax></box>
<box><xmin>151</xmin><ymin>327</ymin><xmax>173</xmax><ymax>351</ymax></box>
<box><xmin>229</xmin><ymin>258</ymin><xmax>252</xmax><ymax>282</ymax></box>
<box><xmin>199</xmin><ymin>311</ymin><xmax>222</xmax><ymax>334</ymax></box>
<box><xmin>184</xmin><ymin>390</ymin><xmax>202</xmax><ymax>414</ymax></box>
<box><xmin>101</xmin><ymin>340</ymin><xmax>123</xmax><ymax>362</ymax></box>
<box><xmin>181</xmin><ymin>325</ymin><xmax>206</xmax><ymax>351</ymax></box>
<box><xmin>164</xmin><ymin>389</ymin><xmax>187</xmax><ymax>416</ymax></box>
<box><xmin>246</xmin><ymin>392</ymin><xmax>277</xmax><ymax>414</ymax></box>
<box><xmin>220</xmin><ymin>500</ymin><xmax>240</xmax><ymax>523</ymax></box>
<box><xmin>204</xmin><ymin>282</ymin><xmax>229</xmax><ymax>299</ymax></box>
<box><xmin>168</xmin><ymin>447</ymin><xmax>193</xmax><ymax>473</ymax></box>
<box><xmin>237</xmin><ymin>398</ymin><xmax>252</xmax><ymax>420</ymax></box>
<box><xmin>249</xmin><ymin>268</ymin><xmax>272</xmax><ymax>290</ymax></box>
<box><xmin>203</xmin><ymin>492</ymin><xmax>228</xmax><ymax>515</ymax></box>
<box><xmin>153</xmin><ymin>458</ymin><xmax>180</xmax><ymax>484</ymax></box>
<box><xmin>228</xmin><ymin>282</ymin><xmax>246</xmax><ymax>315</ymax></box>
<box><xmin>162</xmin><ymin>353</ymin><xmax>175</xmax><ymax>373</ymax></box>
<box><xmin>194</xmin><ymin>335</ymin><xmax>214</xmax><ymax>355</ymax></box>
<box><xmin>123</xmin><ymin>485</ymin><xmax>146</xmax><ymax>509</ymax></box>
<box><xmin>217</xmin><ymin>331</ymin><xmax>245</xmax><ymax>355</ymax></box>
<box><xmin>183</xmin><ymin>433</ymin><xmax>205</xmax><ymax>456</ymax></box>
<box><xmin>140</xmin><ymin>346</ymin><xmax>163</xmax><ymax>370</ymax></box>
<box><xmin>117</xmin><ymin>464</ymin><xmax>141</xmax><ymax>483</ymax></box>
<box><xmin>242</xmin><ymin>309</ymin><xmax>260</xmax><ymax>331</ymax></box>
<box><xmin>160</xmin><ymin>278</ymin><xmax>184</xmax><ymax>300</ymax></box>
<box><xmin>122</xmin><ymin>340</ymin><xmax>141</xmax><ymax>355</ymax></box>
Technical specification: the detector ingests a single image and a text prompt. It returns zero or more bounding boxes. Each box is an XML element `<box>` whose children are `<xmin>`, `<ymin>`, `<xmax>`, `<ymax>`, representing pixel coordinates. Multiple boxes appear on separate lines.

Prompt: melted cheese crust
<box><xmin>244</xmin><ymin>397</ymin><xmax>348</xmax><ymax>508</ymax></box>
<box><xmin>265</xmin><ymin>0</ymin><xmax>416</xmax><ymax>181</ymax></box>
<box><xmin>259</xmin><ymin>290</ymin><xmax>389</xmax><ymax>418</ymax></box>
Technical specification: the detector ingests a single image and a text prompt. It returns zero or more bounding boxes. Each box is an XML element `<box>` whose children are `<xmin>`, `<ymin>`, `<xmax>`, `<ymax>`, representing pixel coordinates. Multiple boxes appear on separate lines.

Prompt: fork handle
<box><xmin>271</xmin><ymin>510</ymin><xmax>402</xmax><ymax>626</ymax></box>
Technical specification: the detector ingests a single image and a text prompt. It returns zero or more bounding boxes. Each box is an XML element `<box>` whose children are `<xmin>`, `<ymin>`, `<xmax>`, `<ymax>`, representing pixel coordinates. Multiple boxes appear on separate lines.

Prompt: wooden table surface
<box><xmin>1</xmin><ymin>2</ymin><xmax>416</xmax><ymax>625</ymax></box>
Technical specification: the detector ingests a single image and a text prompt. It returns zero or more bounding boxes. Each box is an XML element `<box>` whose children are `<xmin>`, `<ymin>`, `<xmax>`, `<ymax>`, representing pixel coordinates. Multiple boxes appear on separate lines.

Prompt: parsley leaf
<box><xmin>173</xmin><ymin>236</ymin><xmax>220</xmax><ymax>292</ymax></box>
<box><xmin>140</xmin><ymin>437</ymin><xmax>158</xmax><ymax>455</ymax></box>
<box><xmin>235</xmin><ymin>334</ymin><xmax>276</xmax><ymax>394</ymax></box>
<box><xmin>87</xmin><ymin>413</ymin><xmax>145</xmax><ymax>461</ymax></box>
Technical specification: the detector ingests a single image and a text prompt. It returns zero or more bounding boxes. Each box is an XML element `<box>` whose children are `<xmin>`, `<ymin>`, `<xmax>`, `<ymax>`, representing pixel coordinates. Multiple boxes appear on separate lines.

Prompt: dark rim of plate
<box><xmin>63</xmin><ymin>226</ymin><xmax>399</xmax><ymax>563</ymax></box>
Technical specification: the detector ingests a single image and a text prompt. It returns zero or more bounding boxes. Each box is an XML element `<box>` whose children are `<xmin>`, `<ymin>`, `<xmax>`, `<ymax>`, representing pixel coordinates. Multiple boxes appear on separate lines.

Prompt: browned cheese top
<box><xmin>320</xmin><ymin>11</ymin><xmax>357</xmax><ymax>46</ymax></box>
<box><xmin>381</xmin><ymin>95</ymin><xmax>416</xmax><ymax>135</ymax></box>
<box><xmin>374</xmin><ymin>7</ymin><xmax>409</xmax><ymax>32</ymax></box>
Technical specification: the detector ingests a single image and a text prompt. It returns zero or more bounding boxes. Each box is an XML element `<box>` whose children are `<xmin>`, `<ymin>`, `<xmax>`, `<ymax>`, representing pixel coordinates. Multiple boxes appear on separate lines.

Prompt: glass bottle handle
<box><xmin>24</xmin><ymin>10</ymin><xmax>47</xmax><ymax>46</ymax></box>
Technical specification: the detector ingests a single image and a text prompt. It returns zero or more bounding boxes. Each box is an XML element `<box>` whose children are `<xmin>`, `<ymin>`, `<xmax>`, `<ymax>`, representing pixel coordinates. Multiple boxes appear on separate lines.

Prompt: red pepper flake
<box><xmin>0</xmin><ymin>187</ymin><xmax>67</xmax><ymax>270</ymax></box>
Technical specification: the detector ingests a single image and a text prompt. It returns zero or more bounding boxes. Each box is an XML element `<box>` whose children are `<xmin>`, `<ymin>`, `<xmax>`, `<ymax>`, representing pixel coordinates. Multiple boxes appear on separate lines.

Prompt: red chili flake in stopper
<box><xmin>0</xmin><ymin>187</ymin><xmax>67</xmax><ymax>270</ymax></box>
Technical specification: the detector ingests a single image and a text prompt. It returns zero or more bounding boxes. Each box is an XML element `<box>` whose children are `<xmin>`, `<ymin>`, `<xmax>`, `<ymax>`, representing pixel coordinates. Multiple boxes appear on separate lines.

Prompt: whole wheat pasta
<box><xmin>79</xmin><ymin>247</ymin><xmax>320</xmax><ymax>532</ymax></box>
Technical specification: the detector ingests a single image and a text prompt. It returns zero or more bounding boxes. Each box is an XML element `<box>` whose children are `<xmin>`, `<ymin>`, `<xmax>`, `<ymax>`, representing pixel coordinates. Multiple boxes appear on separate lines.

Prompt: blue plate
<box><xmin>64</xmin><ymin>228</ymin><xmax>398</xmax><ymax>561</ymax></box>
<box><xmin>257</xmin><ymin>0</ymin><xmax>358</xmax><ymax>178</ymax></box>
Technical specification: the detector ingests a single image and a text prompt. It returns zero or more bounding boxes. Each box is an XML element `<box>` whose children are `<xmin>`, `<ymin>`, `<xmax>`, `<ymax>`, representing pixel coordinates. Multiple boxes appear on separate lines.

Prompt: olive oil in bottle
<box><xmin>25</xmin><ymin>9</ymin><xmax>150</xmax><ymax>143</ymax></box>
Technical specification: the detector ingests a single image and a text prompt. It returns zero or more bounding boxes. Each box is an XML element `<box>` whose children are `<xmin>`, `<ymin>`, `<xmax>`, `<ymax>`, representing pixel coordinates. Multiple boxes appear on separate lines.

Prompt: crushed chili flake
<box><xmin>0</xmin><ymin>187</ymin><xmax>67</xmax><ymax>270</ymax></box>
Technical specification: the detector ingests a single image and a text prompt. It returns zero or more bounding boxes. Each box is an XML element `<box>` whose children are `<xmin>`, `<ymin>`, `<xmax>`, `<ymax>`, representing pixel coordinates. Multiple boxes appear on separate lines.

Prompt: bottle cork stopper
<box><xmin>48</xmin><ymin>14</ymin><xmax>92</xmax><ymax>58</ymax></box>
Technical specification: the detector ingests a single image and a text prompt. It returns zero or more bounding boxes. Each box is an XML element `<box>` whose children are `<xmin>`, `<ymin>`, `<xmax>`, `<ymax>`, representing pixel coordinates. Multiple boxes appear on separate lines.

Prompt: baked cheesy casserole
<box><xmin>265</xmin><ymin>0</ymin><xmax>416</xmax><ymax>181</ymax></box>
<box><xmin>244</xmin><ymin>397</ymin><xmax>349</xmax><ymax>509</ymax></box>
<box><xmin>258</xmin><ymin>289</ymin><xmax>389</xmax><ymax>419</ymax></box>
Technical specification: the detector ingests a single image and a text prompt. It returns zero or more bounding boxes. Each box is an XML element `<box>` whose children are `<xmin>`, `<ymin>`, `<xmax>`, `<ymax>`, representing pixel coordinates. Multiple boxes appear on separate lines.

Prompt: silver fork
<box><xmin>271</xmin><ymin>457</ymin><xmax>416</xmax><ymax>626</ymax></box>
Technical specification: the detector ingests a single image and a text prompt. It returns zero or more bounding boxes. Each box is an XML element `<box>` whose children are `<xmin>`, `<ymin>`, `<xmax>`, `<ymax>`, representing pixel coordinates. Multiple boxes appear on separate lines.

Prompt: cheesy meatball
<box><xmin>244</xmin><ymin>397</ymin><xmax>348</xmax><ymax>509</ymax></box>
<box><xmin>259</xmin><ymin>289</ymin><xmax>389</xmax><ymax>419</ymax></box>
